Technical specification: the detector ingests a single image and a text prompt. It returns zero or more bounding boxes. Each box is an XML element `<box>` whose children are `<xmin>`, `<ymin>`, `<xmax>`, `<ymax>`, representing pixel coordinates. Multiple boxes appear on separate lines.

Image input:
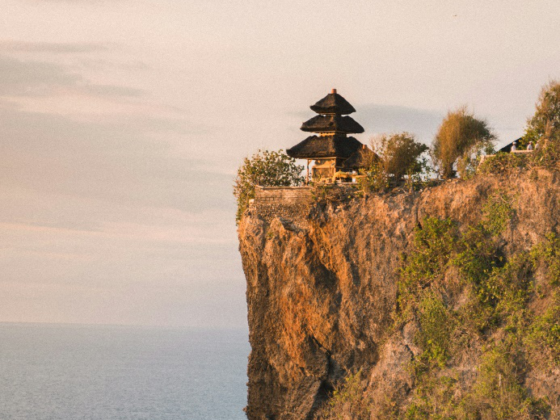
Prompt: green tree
<box><xmin>523</xmin><ymin>79</ymin><xmax>560</xmax><ymax>146</ymax></box>
<box><xmin>432</xmin><ymin>107</ymin><xmax>496</xmax><ymax>179</ymax></box>
<box><xmin>233</xmin><ymin>149</ymin><xmax>304</xmax><ymax>223</ymax></box>
<box><xmin>370</xmin><ymin>132</ymin><xmax>429</xmax><ymax>182</ymax></box>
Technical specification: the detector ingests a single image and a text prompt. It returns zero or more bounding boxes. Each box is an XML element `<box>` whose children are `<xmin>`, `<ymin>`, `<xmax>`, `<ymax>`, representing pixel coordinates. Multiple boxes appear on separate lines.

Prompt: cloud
<box><xmin>0</xmin><ymin>105</ymin><xmax>234</xmax><ymax>215</ymax></box>
<box><xmin>0</xmin><ymin>55</ymin><xmax>80</xmax><ymax>95</ymax></box>
<box><xmin>0</xmin><ymin>100</ymin><xmax>243</xmax><ymax>327</ymax></box>
<box><xmin>286</xmin><ymin>103</ymin><xmax>444</xmax><ymax>145</ymax></box>
<box><xmin>0</xmin><ymin>55</ymin><xmax>143</xmax><ymax>98</ymax></box>
<box><xmin>0</xmin><ymin>40</ymin><xmax>108</xmax><ymax>54</ymax></box>
<box><xmin>357</xmin><ymin>104</ymin><xmax>444</xmax><ymax>145</ymax></box>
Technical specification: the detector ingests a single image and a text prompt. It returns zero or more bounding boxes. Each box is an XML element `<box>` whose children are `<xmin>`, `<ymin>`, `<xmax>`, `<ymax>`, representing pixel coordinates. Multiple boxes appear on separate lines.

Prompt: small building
<box><xmin>287</xmin><ymin>89</ymin><xmax>365</xmax><ymax>183</ymax></box>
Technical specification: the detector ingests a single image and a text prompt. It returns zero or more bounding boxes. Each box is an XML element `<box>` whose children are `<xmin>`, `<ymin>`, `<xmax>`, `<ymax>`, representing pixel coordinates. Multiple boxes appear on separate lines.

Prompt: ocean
<box><xmin>0</xmin><ymin>323</ymin><xmax>250</xmax><ymax>420</ymax></box>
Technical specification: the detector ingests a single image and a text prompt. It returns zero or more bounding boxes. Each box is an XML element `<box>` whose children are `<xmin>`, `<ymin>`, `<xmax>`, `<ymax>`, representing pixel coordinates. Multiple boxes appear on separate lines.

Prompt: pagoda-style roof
<box><xmin>301</xmin><ymin>114</ymin><xmax>364</xmax><ymax>134</ymax></box>
<box><xmin>287</xmin><ymin>135</ymin><xmax>363</xmax><ymax>159</ymax></box>
<box><xmin>310</xmin><ymin>90</ymin><xmax>356</xmax><ymax>115</ymax></box>
<box><xmin>342</xmin><ymin>146</ymin><xmax>379</xmax><ymax>169</ymax></box>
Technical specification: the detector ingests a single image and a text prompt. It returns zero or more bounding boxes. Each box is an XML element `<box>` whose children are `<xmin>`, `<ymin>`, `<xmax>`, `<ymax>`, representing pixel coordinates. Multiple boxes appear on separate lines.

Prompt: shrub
<box><xmin>233</xmin><ymin>149</ymin><xmax>304</xmax><ymax>222</ymax></box>
<box><xmin>416</xmin><ymin>293</ymin><xmax>455</xmax><ymax>368</ymax></box>
<box><xmin>478</xmin><ymin>152</ymin><xmax>528</xmax><ymax>175</ymax></box>
<box><xmin>311</xmin><ymin>183</ymin><xmax>354</xmax><ymax>203</ymax></box>
<box><xmin>531</xmin><ymin>233</ymin><xmax>560</xmax><ymax>286</ymax></box>
<box><xmin>468</xmin><ymin>340</ymin><xmax>550</xmax><ymax>420</ymax></box>
<box><xmin>523</xmin><ymin>79</ymin><xmax>560</xmax><ymax>146</ymax></box>
<box><xmin>530</xmin><ymin>138</ymin><xmax>560</xmax><ymax>169</ymax></box>
<box><xmin>452</xmin><ymin>224</ymin><xmax>497</xmax><ymax>289</ymax></box>
<box><xmin>525</xmin><ymin>293</ymin><xmax>560</xmax><ymax>367</ymax></box>
<box><xmin>315</xmin><ymin>371</ymin><xmax>371</xmax><ymax>420</ymax></box>
<box><xmin>400</xmin><ymin>217</ymin><xmax>458</xmax><ymax>290</ymax></box>
<box><xmin>404</xmin><ymin>374</ymin><xmax>460</xmax><ymax>420</ymax></box>
<box><xmin>370</xmin><ymin>132</ymin><xmax>429</xmax><ymax>182</ymax></box>
<box><xmin>481</xmin><ymin>252</ymin><xmax>533</xmax><ymax>330</ymax></box>
<box><xmin>432</xmin><ymin>107</ymin><xmax>496</xmax><ymax>179</ymax></box>
<box><xmin>478</xmin><ymin>143</ymin><xmax>559</xmax><ymax>175</ymax></box>
<box><xmin>356</xmin><ymin>160</ymin><xmax>389</xmax><ymax>195</ymax></box>
<box><xmin>481</xmin><ymin>190</ymin><xmax>516</xmax><ymax>236</ymax></box>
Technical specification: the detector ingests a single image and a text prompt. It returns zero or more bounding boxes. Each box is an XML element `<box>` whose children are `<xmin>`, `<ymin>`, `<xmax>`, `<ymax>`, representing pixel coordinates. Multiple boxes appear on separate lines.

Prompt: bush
<box><xmin>531</xmin><ymin>233</ymin><xmax>560</xmax><ymax>286</ymax></box>
<box><xmin>233</xmin><ymin>149</ymin><xmax>304</xmax><ymax>222</ymax></box>
<box><xmin>530</xmin><ymin>139</ymin><xmax>560</xmax><ymax>169</ymax></box>
<box><xmin>468</xmin><ymin>340</ymin><xmax>550</xmax><ymax>420</ymax></box>
<box><xmin>416</xmin><ymin>293</ymin><xmax>455</xmax><ymax>367</ymax></box>
<box><xmin>432</xmin><ymin>107</ymin><xmax>496</xmax><ymax>179</ymax></box>
<box><xmin>478</xmin><ymin>152</ymin><xmax>528</xmax><ymax>175</ymax></box>
<box><xmin>400</xmin><ymin>217</ymin><xmax>458</xmax><ymax>290</ymax></box>
<box><xmin>311</xmin><ymin>183</ymin><xmax>354</xmax><ymax>204</ymax></box>
<box><xmin>356</xmin><ymin>159</ymin><xmax>389</xmax><ymax>195</ymax></box>
<box><xmin>315</xmin><ymin>371</ymin><xmax>371</xmax><ymax>420</ymax></box>
<box><xmin>481</xmin><ymin>190</ymin><xmax>516</xmax><ymax>236</ymax></box>
<box><xmin>525</xmin><ymin>293</ymin><xmax>560</xmax><ymax>367</ymax></box>
<box><xmin>523</xmin><ymin>79</ymin><xmax>560</xmax><ymax>146</ymax></box>
<box><xmin>404</xmin><ymin>374</ymin><xmax>461</xmax><ymax>420</ymax></box>
<box><xmin>370</xmin><ymin>132</ymin><xmax>429</xmax><ymax>182</ymax></box>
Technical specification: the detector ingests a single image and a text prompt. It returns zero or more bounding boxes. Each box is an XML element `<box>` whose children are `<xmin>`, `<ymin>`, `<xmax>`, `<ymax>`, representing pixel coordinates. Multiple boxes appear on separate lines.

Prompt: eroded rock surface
<box><xmin>238</xmin><ymin>170</ymin><xmax>560</xmax><ymax>419</ymax></box>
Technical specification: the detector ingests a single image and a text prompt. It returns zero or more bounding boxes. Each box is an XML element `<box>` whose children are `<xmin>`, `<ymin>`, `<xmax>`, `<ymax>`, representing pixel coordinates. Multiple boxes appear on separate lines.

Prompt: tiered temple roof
<box><xmin>287</xmin><ymin>135</ymin><xmax>363</xmax><ymax>159</ymax></box>
<box><xmin>310</xmin><ymin>91</ymin><xmax>357</xmax><ymax>115</ymax></box>
<box><xmin>287</xmin><ymin>89</ymin><xmax>364</xmax><ymax>159</ymax></box>
<box><xmin>300</xmin><ymin>114</ymin><xmax>364</xmax><ymax>134</ymax></box>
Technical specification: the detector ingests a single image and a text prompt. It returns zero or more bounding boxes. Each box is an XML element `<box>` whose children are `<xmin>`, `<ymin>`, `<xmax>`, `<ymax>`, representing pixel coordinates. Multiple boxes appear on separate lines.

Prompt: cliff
<box><xmin>238</xmin><ymin>169</ymin><xmax>560</xmax><ymax>420</ymax></box>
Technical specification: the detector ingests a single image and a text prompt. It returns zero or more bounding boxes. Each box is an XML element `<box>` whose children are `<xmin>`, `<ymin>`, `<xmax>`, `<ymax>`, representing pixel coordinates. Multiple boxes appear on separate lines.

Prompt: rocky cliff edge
<box><xmin>238</xmin><ymin>169</ymin><xmax>560</xmax><ymax>420</ymax></box>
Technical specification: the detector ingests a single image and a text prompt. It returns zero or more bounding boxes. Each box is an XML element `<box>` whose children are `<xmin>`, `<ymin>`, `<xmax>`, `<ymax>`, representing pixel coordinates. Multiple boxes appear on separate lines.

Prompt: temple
<box><xmin>287</xmin><ymin>89</ymin><xmax>366</xmax><ymax>183</ymax></box>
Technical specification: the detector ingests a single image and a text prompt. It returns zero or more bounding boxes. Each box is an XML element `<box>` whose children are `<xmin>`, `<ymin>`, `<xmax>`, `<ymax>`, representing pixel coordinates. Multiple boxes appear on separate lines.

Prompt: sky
<box><xmin>1</xmin><ymin>0</ymin><xmax>559</xmax><ymax>328</ymax></box>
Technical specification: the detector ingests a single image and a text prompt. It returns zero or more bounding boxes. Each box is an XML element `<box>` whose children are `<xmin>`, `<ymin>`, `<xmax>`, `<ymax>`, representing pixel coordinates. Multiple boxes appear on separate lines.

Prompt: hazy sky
<box><xmin>1</xmin><ymin>0</ymin><xmax>559</xmax><ymax>327</ymax></box>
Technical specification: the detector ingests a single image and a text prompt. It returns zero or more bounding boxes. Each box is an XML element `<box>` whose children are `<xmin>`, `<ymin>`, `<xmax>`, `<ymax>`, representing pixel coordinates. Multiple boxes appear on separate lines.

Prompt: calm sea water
<box><xmin>0</xmin><ymin>323</ymin><xmax>249</xmax><ymax>420</ymax></box>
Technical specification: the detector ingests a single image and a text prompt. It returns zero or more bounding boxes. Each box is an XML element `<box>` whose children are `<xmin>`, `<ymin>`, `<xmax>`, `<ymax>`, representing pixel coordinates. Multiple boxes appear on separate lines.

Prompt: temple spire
<box><xmin>286</xmin><ymin>89</ymin><xmax>365</xmax><ymax>183</ymax></box>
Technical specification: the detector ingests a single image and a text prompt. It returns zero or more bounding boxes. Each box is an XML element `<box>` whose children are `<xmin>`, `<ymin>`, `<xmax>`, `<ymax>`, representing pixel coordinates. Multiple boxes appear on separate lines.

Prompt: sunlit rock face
<box><xmin>238</xmin><ymin>169</ymin><xmax>560</xmax><ymax>420</ymax></box>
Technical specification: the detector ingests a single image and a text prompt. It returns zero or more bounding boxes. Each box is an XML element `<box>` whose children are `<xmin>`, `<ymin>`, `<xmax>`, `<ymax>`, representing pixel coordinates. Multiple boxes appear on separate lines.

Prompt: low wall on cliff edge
<box><xmin>251</xmin><ymin>185</ymin><xmax>313</xmax><ymax>222</ymax></box>
<box><xmin>251</xmin><ymin>184</ymin><xmax>358</xmax><ymax>223</ymax></box>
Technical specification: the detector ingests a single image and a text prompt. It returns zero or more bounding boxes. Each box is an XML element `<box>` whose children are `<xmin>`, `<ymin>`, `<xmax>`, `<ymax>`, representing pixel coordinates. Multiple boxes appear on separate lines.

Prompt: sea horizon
<box><xmin>0</xmin><ymin>322</ymin><xmax>250</xmax><ymax>420</ymax></box>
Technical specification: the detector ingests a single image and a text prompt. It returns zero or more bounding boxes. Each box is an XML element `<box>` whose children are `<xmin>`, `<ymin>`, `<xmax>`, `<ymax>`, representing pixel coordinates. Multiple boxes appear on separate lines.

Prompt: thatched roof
<box><xmin>287</xmin><ymin>135</ymin><xmax>363</xmax><ymax>159</ymax></box>
<box><xmin>342</xmin><ymin>146</ymin><xmax>379</xmax><ymax>169</ymax></box>
<box><xmin>310</xmin><ymin>91</ymin><xmax>356</xmax><ymax>115</ymax></box>
<box><xmin>301</xmin><ymin>115</ymin><xmax>364</xmax><ymax>134</ymax></box>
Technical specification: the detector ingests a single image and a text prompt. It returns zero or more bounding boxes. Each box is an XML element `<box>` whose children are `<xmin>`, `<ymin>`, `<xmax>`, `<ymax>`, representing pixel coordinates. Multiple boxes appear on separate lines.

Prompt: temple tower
<box><xmin>287</xmin><ymin>89</ymin><xmax>365</xmax><ymax>183</ymax></box>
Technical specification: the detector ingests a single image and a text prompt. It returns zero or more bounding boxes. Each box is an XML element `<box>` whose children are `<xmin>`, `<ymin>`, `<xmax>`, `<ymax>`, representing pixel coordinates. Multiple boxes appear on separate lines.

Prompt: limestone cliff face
<box><xmin>238</xmin><ymin>169</ymin><xmax>560</xmax><ymax>420</ymax></box>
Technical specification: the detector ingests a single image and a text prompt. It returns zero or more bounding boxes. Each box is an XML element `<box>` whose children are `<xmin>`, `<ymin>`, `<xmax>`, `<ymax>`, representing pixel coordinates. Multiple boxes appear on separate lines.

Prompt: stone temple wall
<box><xmin>250</xmin><ymin>186</ymin><xmax>313</xmax><ymax>222</ymax></box>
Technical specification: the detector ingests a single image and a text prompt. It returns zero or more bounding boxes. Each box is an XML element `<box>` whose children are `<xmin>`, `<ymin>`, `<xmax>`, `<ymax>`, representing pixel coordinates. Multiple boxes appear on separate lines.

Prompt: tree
<box><xmin>233</xmin><ymin>149</ymin><xmax>304</xmax><ymax>223</ymax></box>
<box><xmin>432</xmin><ymin>107</ymin><xmax>496</xmax><ymax>179</ymax></box>
<box><xmin>523</xmin><ymin>79</ymin><xmax>560</xmax><ymax>146</ymax></box>
<box><xmin>370</xmin><ymin>132</ymin><xmax>429</xmax><ymax>182</ymax></box>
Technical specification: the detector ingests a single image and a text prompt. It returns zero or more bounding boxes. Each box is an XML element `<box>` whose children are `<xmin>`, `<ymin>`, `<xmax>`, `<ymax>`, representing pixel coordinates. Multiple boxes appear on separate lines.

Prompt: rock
<box><xmin>238</xmin><ymin>170</ymin><xmax>560</xmax><ymax>419</ymax></box>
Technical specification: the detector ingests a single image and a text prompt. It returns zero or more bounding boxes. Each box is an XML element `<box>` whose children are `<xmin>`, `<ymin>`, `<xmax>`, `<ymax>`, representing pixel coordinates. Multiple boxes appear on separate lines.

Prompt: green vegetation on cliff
<box><xmin>233</xmin><ymin>149</ymin><xmax>304</xmax><ymax>222</ymax></box>
<box><xmin>316</xmin><ymin>192</ymin><xmax>559</xmax><ymax>419</ymax></box>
